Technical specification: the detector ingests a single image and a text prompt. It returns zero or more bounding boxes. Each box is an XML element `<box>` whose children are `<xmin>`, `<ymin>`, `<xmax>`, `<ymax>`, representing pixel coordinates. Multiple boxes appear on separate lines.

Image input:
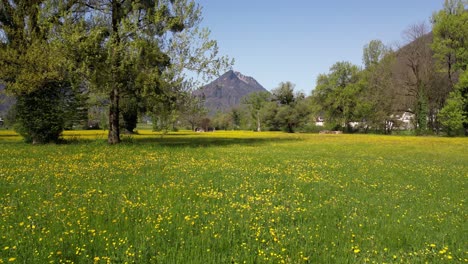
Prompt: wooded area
<box><xmin>0</xmin><ymin>0</ymin><xmax>231</xmax><ymax>143</ymax></box>
<box><xmin>212</xmin><ymin>1</ymin><xmax>468</xmax><ymax>136</ymax></box>
<box><xmin>0</xmin><ymin>0</ymin><xmax>467</xmax><ymax>144</ymax></box>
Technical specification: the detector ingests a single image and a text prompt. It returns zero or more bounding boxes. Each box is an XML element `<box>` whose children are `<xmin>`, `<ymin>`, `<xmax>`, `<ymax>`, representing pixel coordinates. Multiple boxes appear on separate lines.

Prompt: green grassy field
<box><xmin>0</xmin><ymin>131</ymin><xmax>467</xmax><ymax>263</ymax></box>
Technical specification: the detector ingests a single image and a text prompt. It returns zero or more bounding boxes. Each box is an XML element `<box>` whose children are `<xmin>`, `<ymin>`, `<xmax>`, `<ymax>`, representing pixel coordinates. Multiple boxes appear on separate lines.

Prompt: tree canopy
<box><xmin>1</xmin><ymin>1</ymin><xmax>467</xmax><ymax>138</ymax></box>
<box><xmin>0</xmin><ymin>0</ymin><xmax>232</xmax><ymax>143</ymax></box>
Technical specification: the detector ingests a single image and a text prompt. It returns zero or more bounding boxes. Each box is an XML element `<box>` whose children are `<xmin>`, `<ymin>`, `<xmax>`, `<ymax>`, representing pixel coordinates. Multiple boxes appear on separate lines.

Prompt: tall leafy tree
<box><xmin>269</xmin><ymin>82</ymin><xmax>309</xmax><ymax>133</ymax></box>
<box><xmin>273</xmin><ymin>81</ymin><xmax>295</xmax><ymax>106</ymax></box>
<box><xmin>0</xmin><ymin>1</ymin><xmax>81</xmax><ymax>143</ymax></box>
<box><xmin>61</xmin><ymin>0</ymin><xmax>185</xmax><ymax>144</ymax></box>
<box><xmin>432</xmin><ymin>0</ymin><xmax>467</xmax><ymax>85</ymax></box>
<box><xmin>161</xmin><ymin>0</ymin><xmax>234</xmax><ymax>90</ymax></box>
<box><xmin>363</xmin><ymin>39</ymin><xmax>389</xmax><ymax>69</ymax></box>
<box><xmin>272</xmin><ymin>82</ymin><xmax>296</xmax><ymax>133</ymax></box>
<box><xmin>312</xmin><ymin>62</ymin><xmax>361</xmax><ymax>131</ymax></box>
<box><xmin>242</xmin><ymin>91</ymin><xmax>270</xmax><ymax>131</ymax></box>
<box><xmin>120</xmin><ymin>0</ymin><xmax>233</xmax><ymax>134</ymax></box>
<box><xmin>433</xmin><ymin>0</ymin><xmax>468</xmax><ymax>134</ymax></box>
<box><xmin>261</xmin><ymin>101</ymin><xmax>281</xmax><ymax>131</ymax></box>
<box><xmin>151</xmin><ymin>93</ymin><xmax>179</xmax><ymax>132</ymax></box>
<box><xmin>395</xmin><ymin>23</ymin><xmax>435</xmax><ymax>134</ymax></box>
<box><xmin>180</xmin><ymin>93</ymin><xmax>207</xmax><ymax>131</ymax></box>
<box><xmin>357</xmin><ymin>39</ymin><xmax>399</xmax><ymax>133</ymax></box>
<box><xmin>438</xmin><ymin>73</ymin><xmax>467</xmax><ymax>135</ymax></box>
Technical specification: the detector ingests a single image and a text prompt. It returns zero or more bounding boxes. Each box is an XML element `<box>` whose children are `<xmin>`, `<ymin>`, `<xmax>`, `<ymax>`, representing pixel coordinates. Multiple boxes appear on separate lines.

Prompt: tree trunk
<box><xmin>256</xmin><ymin>110</ymin><xmax>261</xmax><ymax>132</ymax></box>
<box><xmin>107</xmin><ymin>0</ymin><xmax>122</xmax><ymax>144</ymax></box>
<box><xmin>287</xmin><ymin>123</ymin><xmax>294</xmax><ymax>133</ymax></box>
<box><xmin>108</xmin><ymin>88</ymin><xmax>121</xmax><ymax>144</ymax></box>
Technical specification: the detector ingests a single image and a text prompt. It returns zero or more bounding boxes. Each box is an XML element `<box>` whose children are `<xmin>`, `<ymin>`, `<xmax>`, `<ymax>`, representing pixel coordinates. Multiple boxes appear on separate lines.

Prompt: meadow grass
<box><xmin>0</xmin><ymin>130</ymin><xmax>467</xmax><ymax>263</ymax></box>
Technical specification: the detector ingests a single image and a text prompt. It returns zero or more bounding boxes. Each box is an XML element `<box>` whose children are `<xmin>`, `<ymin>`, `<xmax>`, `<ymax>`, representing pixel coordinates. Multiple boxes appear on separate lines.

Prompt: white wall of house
<box><xmin>314</xmin><ymin>111</ymin><xmax>417</xmax><ymax>131</ymax></box>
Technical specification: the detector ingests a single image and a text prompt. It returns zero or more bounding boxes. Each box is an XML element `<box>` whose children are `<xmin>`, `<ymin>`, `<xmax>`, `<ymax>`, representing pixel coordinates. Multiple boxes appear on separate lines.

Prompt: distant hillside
<box><xmin>194</xmin><ymin>70</ymin><xmax>268</xmax><ymax>114</ymax></box>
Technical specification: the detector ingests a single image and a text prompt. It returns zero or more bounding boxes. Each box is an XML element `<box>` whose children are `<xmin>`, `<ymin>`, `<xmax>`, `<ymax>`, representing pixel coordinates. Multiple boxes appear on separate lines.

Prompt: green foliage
<box><xmin>210</xmin><ymin>108</ymin><xmax>250</xmax><ymax>131</ymax></box>
<box><xmin>272</xmin><ymin>82</ymin><xmax>295</xmax><ymax>105</ymax></box>
<box><xmin>265</xmin><ymin>82</ymin><xmax>311</xmax><ymax>133</ymax></box>
<box><xmin>439</xmin><ymin>70</ymin><xmax>468</xmax><ymax>135</ymax></box>
<box><xmin>242</xmin><ymin>91</ymin><xmax>270</xmax><ymax>131</ymax></box>
<box><xmin>460</xmin><ymin>71</ymin><xmax>468</xmax><ymax>132</ymax></box>
<box><xmin>211</xmin><ymin>111</ymin><xmax>231</xmax><ymax>130</ymax></box>
<box><xmin>153</xmin><ymin>1</ymin><xmax>233</xmax><ymax>134</ymax></box>
<box><xmin>179</xmin><ymin>94</ymin><xmax>207</xmax><ymax>131</ymax></box>
<box><xmin>415</xmin><ymin>90</ymin><xmax>429</xmax><ymax>135</ymax></box>
<box><xmin>363</xmin><ymin>39</ymin><xmax>388</xmax><ymax>69</ymax></box>
<box><xmin>432</xmin><ymin>1</ymin><xmax>468</xmax><ymax>135</ymax></box>
<box><xmin>0</xmin><ymin>1</ymin><xmax>81</xmax><ymax>143</ymax></box>
<box><xmin>163</xmin><ymin>22</ymin><xmax>234</xmax><ymax>89</ymax></box>
<box><xmin>120</xmin><ymin>96</ymin><xmax>139</xmax><ymax>134</ymax></box>
<box><xmin>14</xmin><ymin>85</ymin><xmax>67</xmax><ymax>144</ymax></box>
<box><xmin>152</xmin><ymin>98</ymin><xmax>179</xmax><ymax>133</ymax></box>
<box><xmin>275</xmin><ymin>105</ymin><xmax>296</xmax><ymax>133</ymax></box>
<box><xmin>357</xmin><ymin>41</ymin><xmax>399</xmax><ymax>133</ymax></box>
<box><xmin>261</xmin><ymin>101</ymin><xmax>281</xmax><ymax>131</ymax></box>
<box><xmin>2</xmin><ymin>1</ymin><xmax>467</xmax><ymax>139</ymax></box>
<box><xmin>86</xmin><ymin>94</ymin><xmax>109</xmax><ymax>130</ymax></box>
<box><xmin>312</xmin><ymin>62</ymin><xmax>361</xmax><ymax>131</ymax></box>
<box><xmin>230</xmin><ymin>108</ymin><xmax>242</xmax><ymax>129</ymax></box>
<box><xmin>438</xmin><ymin>88</ymin><xmax>466</xmax><ymax>135</ymax></box>
<box><xmin>297</xmin><ymin>121</ymin><xmax>323</xmax><ymax>133</ymax></box>
<box><xmin>3</xmin><ymin>104</ymin><xmax>17</xmax><ymax>129</ymax></box>
<box><xmin>432</xmin><ymin>0</ymin><xmax>468</xmax><ymax>78</ymax></box>
<box><xmin>57</xmin><ymin>0</ymin><xmax>197</xmax><ymax>144</ymax></box>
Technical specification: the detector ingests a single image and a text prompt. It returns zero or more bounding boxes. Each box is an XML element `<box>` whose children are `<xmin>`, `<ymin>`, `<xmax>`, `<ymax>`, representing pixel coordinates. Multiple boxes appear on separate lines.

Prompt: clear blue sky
<box><xmin>196</xmin><ymin>0</ymin><xmax>444</xmax><ymax>94</ymax></box>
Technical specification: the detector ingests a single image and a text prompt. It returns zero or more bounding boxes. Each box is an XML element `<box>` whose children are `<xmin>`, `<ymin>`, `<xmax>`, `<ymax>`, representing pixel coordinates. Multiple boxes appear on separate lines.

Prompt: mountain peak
<box><xmin>233</xmin><ymin>71</ymin><xmax>251</xmax><ymax>84</ymax></box>
<box><xmin>194</xmin><ymin>70</ymin><xmax>268</xmax><ymax>114</ymax></box>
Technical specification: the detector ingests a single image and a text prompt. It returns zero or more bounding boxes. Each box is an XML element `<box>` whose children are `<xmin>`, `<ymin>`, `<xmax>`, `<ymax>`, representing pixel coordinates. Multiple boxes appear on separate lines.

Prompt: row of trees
<box><xmin>201</xmin><ymin>84</ymin><xmax>312</xmax><ymax>133</ymax></box>
<box><xmin>0</xmin><ymin>0</ymin><xmax>231</xmax><ymax>144</ymax></box>
<box><xmin>311</xmin><ymin>0</ymin><xmax>467</xmax><ymax>135</ymax></box>
<box><xmin>206</xmin><ymin>1</ymin><xmax>467</xmax><ymax>136</ymax></box>
<box><xmin>1</xmin><ymin>1</ymin><xmax>466</xmax><ymax>141</ymax></box>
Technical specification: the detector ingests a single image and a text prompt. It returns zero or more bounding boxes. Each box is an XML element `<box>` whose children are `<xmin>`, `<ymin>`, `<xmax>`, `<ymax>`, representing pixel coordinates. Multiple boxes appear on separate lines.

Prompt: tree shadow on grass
<box><xmin>125</xmin><ymin>134</ymin><xmax>302</xmax><ymax>148</ymax></box>
<box><xmin>0</xmin><ymin>131</ymin><xmax>303</xmax><ymax>147</ymax></box>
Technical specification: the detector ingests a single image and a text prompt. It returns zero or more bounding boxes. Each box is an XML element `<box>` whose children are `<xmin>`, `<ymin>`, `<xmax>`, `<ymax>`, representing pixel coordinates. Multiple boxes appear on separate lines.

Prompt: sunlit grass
<box><xmin>0</xmin><ymin>131</ymin><xmax>467</xmax><ymax>263</ymax></box>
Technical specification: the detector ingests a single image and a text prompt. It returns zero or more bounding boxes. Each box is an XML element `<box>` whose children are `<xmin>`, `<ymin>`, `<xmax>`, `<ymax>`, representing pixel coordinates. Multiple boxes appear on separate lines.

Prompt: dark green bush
<box><xmin>14</xmin><ymin>84</ymin><xmax>70</xmax><ymax>144</ymax></box>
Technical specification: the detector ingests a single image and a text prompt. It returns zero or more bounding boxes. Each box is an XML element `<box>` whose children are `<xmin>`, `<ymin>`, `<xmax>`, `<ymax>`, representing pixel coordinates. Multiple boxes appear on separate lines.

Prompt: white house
<box><xmin>392</xmin><ymin>111</ymin><xmax>415</xmax><ymax>130</ymax></box>
<box><xmin>315</xmin><ymin>116</ymin><xmax>324</xmax><ymax>127</ymax></box>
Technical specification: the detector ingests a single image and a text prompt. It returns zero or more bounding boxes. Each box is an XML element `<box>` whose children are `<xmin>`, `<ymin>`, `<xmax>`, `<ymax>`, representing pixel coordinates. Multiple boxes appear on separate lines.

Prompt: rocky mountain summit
<box><xmin>194</xmin><ymin>70</ymin><xmax>268</xmax><ymax>114</ymax></box>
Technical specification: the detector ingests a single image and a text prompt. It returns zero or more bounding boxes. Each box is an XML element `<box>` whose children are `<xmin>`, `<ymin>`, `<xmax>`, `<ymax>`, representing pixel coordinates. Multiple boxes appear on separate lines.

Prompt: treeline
<box><xmin>0</xmin><ymin>0</ymin><xmax>232</xmax><ymax>144</ymax></box>
<box><xmin>206</xmin><ymin>1</ymin><xmax>467</xmax><ymax>136</ymax></box>
<box><xmin>1</xmin><ymin>1</ymin><xmax>466</xmax><ymax>143</ymax></box>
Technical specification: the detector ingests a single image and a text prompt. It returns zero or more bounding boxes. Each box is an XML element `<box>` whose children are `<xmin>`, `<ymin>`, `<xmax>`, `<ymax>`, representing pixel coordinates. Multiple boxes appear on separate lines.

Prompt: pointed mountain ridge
<box><xmin>193</xmin><ymin>70</ymin><xmax>268</xmax><ymax>114</ymax></box>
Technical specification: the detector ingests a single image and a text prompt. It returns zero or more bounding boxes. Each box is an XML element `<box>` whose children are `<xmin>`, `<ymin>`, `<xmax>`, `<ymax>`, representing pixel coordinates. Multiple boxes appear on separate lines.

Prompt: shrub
<box><xmin>14</xmin><ymin>84</ymin><xmax>70</xmax><ymax>144</ymax></box>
